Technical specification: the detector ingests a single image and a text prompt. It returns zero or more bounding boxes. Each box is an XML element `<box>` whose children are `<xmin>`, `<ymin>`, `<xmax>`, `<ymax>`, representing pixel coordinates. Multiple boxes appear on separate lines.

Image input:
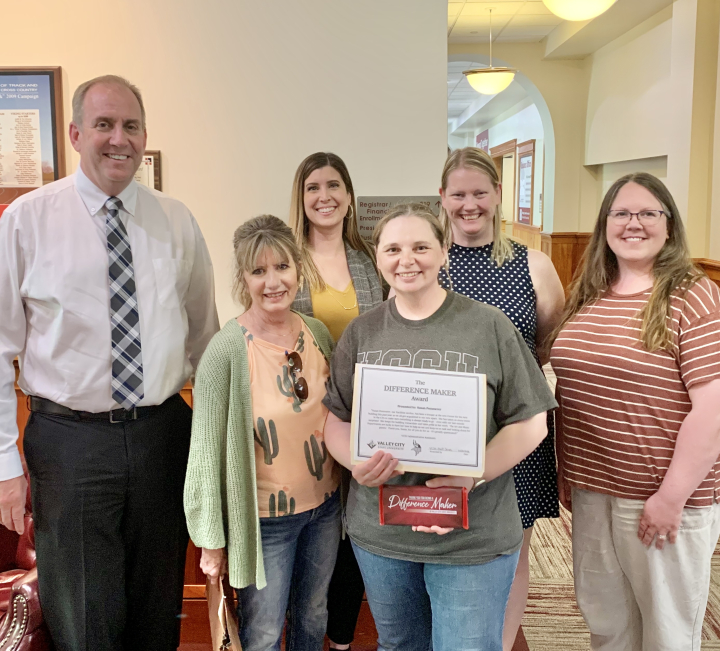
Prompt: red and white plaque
<box><xmin>379</xmin><ymin>485</ymin><xmax>469</xmax><ymax>529</ymax></box>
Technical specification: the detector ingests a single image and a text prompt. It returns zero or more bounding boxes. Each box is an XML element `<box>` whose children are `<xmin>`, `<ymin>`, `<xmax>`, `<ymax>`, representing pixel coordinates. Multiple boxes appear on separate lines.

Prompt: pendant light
<box><xmin>463</xmin><ymin>9</ymin><xmax>517</xmax><ymax>96</ymax></box>
<box><xmin>542</xmin><ymin>0</ymin><xmax>617</xmax><ymax>21</ymax></box>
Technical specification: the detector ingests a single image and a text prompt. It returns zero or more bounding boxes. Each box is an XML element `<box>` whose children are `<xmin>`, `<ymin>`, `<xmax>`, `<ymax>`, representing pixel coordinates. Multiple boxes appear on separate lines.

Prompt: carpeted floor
<box><xmin>179</xmin><ymin>512</ymin><xmax>720</xmax><ymax>651</ymax></box>
<box><xmin>523</xmin><ymin>507</ymin><xmax>720</xmax><ymax>650</ymax></box>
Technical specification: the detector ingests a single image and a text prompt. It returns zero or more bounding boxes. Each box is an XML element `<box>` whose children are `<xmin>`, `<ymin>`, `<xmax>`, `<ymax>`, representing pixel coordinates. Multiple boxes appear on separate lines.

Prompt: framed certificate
<box><xmin>350</xmin><ymin>364</ymin><xmax>486</xmax><ymax>477</ymax></box>
<box><xmin>0</xmin><ymin>67</ymin><xmax>66</xmax><ymax>206</ymax></box>
<box><xmin>133</xmin><ymin>150</ymin><xmax>162</xmax><ymax>190</ymax></box>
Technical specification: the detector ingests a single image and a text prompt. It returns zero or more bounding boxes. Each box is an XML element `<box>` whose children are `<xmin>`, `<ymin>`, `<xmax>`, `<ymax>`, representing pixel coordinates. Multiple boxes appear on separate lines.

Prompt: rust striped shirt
<box><xmin>551</xmin><ymin>277</ymin><xmax>720</xmax><ymax>507</ymax></box>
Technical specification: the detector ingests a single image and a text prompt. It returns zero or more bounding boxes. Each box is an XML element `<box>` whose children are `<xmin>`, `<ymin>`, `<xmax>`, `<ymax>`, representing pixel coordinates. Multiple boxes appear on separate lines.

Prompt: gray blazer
<box><xmin>291</xmin><ymin>243</ymin><xmax>383</xmax><ymax>317</ymax></box>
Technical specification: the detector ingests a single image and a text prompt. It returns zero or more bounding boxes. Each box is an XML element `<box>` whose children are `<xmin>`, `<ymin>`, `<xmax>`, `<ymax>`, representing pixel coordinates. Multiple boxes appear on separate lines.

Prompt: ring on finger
<box><xmin>657</xmin><ymin>534</ymin><xmax>667</xmax><ymax>541</ymax></box>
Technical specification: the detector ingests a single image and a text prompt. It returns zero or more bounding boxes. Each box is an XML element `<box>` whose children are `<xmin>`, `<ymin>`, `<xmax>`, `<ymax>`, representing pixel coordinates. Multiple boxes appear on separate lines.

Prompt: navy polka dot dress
<box><xmin>441</xmin><ymin>240</ymin><xmax>559</xmax><ymax>528</ymax></box>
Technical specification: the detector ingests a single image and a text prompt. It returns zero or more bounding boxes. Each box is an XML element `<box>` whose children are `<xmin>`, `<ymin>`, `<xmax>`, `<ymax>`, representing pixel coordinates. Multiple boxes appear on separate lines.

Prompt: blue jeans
<box><xmin>352</xmin><ymin>541</ymin><xmax>520</xmax><ymax>651</ymax></box>
<box><xmin>236</xmin><ymin>491</ymin><xmax>341</xmax><ymax>651</ymax></box>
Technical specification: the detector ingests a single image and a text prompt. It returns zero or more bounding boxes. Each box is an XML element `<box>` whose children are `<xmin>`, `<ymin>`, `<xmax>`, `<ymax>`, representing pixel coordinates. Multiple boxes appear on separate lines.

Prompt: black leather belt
<box><xmin>28</xmin><ymin>396</ymin><xmax>156</xmax><ymax>423</ymax></box>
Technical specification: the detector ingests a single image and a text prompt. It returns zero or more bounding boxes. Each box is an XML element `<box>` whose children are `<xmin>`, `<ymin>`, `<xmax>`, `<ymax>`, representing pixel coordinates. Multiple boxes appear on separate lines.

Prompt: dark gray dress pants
<box><xmin>23</xmin><ymin>394</ymin><xmax>192</xmax><ymax>651</ymax></box>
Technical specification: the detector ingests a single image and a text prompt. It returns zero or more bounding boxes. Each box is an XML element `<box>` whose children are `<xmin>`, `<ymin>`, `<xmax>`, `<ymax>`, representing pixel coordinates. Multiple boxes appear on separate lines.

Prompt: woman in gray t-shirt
<box><xmin>323</xmin><ymin>203</ymin><xmax>557</xmax><ymax>651</ymax></box>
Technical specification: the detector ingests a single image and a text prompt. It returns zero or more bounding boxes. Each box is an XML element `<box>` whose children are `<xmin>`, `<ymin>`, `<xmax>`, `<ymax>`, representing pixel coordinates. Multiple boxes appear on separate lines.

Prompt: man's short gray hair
<box><xmin>71</xmin><ymin>75</ymin><xmax>146</xmax><ymax>129</ymax></box>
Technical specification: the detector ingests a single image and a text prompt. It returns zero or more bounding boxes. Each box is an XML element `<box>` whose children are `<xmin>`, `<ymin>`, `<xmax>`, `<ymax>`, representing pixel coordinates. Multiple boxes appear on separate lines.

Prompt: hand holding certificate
<box><xmin>350</xmin><ymin>364</ymin><xmax>487</xmax><ymax>478</ymax></box>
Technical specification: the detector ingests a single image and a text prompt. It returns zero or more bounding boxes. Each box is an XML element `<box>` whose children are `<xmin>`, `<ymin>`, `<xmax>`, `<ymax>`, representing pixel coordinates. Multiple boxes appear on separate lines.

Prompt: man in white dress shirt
<box><xmin>0</xmin><ymin>75</ymin><xmax>219</xmax><ymax>651</ymax></box>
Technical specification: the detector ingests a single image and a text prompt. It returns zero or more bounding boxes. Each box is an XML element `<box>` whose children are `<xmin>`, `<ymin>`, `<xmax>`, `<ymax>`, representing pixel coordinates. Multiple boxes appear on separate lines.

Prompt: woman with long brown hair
<box><xmin>438</xmin><ymin>147</ymin><xmax>565</xmax><ymax>650</ymax></box>
<box><xmin>289</xmin><ymin>152</ymin><xmax>382</xmax><ymax>338</ymax></box>
<box><xmin>289</xmin><ymin>152</ymin><xmax>383</xmax><ymax>650</ymax></box>
<box><xmin>551</xmin><ymin>173</ymin><xmax>720</xmax><ymax>650</ymax></box>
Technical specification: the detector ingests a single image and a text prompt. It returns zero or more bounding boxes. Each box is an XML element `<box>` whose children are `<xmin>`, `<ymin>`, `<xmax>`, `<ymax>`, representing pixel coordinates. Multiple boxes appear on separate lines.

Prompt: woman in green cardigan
<box><xmin>184</xmin><ymin>215</ymin><xmax>340</xmax><ymax>651</ymax></box>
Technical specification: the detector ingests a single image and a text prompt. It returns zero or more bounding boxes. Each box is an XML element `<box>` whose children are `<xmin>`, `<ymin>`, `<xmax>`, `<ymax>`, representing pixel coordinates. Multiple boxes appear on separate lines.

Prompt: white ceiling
<box><xmin>448</xmin><ymin>63</ymin><xmax>529</xmax><ymax>133</ymax></box>
<box><xmin>448</xmin><ymin>61</ymin><xmax>482</xmax><ymax>120</ymax></box>
<box><xmin>448</xmin><ymin>1</ymin><xmax>564</xmax><ymax>44</ymax></box>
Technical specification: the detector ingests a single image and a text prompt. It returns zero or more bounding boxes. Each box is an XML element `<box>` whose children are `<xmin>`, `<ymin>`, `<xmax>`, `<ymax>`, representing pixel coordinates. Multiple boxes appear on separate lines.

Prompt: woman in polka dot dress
<box><xmin>439</xmin><ymin>147</ymin><xmax>565</xmax><ymax>651</ymax></box>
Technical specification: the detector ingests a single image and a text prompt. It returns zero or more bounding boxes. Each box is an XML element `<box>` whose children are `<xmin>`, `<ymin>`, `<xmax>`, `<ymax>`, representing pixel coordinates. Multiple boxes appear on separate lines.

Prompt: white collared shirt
<box><xmin>0</xmin><ymin>168</ymin><xmax>220</xmax><ymax>480</ymax></box>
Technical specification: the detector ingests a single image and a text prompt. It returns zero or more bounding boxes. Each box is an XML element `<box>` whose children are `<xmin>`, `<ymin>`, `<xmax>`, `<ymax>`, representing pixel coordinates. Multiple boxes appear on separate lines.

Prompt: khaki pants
<box><xmin>571</xmin><ymin>488</ymin><xmax>720</xmax><ymax>651</ymax></box>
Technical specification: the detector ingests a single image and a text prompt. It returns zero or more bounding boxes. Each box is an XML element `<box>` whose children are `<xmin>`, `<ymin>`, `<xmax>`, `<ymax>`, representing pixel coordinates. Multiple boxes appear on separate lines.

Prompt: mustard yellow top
<box><xmin>243</xmin><ymin>326</ymin><xmax>338</xmax><ymax>517</ymax></box>
<box><xmin>310</xmin><ymin>282</ymin><xmax>360</xmax><ymax>341</ymax></box>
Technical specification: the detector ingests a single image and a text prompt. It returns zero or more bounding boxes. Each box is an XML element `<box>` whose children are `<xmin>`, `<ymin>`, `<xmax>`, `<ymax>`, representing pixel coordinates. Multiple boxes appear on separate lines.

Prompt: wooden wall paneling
<box><xmin>176</xmin><ymin>382</ymin><xmax>212</xmax><ymax>643</ymax></box>
<box><xmin>695</xmin><ymin>258</ymin><xmax>720</xmax><ymax>288</ymax></box>
<box><xmin>511</xmin><ymin>223</ymin><xmax>541</xmax><ymax>251</ymax></box>
<box><xmin>540</xmin><ymin>232</ymin><xmax>552</xmax><ymax>258</ymax></box>
<box><xmin>180</xmin><ymin>599</ymin><xmax>212</xmax><ymax>644</ymax></box>
<box><xmin>545</xmin><ymin>233</ymin><xmax>592</xmax><ymax>290</ymax></box>
<box><xmin>546</xmin><ymin>234</ymin><xmax>577</xmax><ymax>289</ymax></box>
<box><xmin>574</xmin><ymin>234</ymin><xmax>591</xmax><ymax>275</ymax></box>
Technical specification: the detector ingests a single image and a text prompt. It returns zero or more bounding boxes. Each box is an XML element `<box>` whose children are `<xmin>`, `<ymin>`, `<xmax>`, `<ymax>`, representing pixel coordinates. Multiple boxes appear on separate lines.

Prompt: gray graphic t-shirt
<box><xmin>323</xmin><ymin>291</ymin><xmax>557</xmax><ymax>565</ymax></box>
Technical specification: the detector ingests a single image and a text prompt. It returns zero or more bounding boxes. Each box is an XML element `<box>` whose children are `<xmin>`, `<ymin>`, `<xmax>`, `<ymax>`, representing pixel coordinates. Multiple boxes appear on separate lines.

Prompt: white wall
<box><xmin>488</xmin><ymin>102</ymin><xmax>544</xmax><ymax>228</ymax></box>
<box><xmin>581</xmin><ymin>155</ymin><xmax>669</xmax><ymax>224</ymax></box>
<box><xmin>468</xmin><ymin>101</ymin><xmax>545</xmax><ymax>228</ymax></box>
<box><xmin>0</xmin><ymin>0</ymin><xmax>448</xmax><ymax>322</ymax></box>
<box><xmin>585</xmin><ymin>8</ymin><xmax>672</xmax><ymax>165</ymax></box>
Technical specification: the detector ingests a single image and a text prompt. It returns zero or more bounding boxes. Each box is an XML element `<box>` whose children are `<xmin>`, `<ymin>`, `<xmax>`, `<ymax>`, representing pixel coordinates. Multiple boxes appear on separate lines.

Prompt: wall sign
<box><xmin>516</xmin><ymin>140</ymin><xmax>535</xmax><ymax>225</ymax></box>
<box><xmin>475</xmin><ymin>130</ymin><xmax>489</xmax><ymax>153</ymax></box>
<box><xmin>356</xmin><ymin>196</ymin><xmax>441</xmax><ymax>240</ymax></box>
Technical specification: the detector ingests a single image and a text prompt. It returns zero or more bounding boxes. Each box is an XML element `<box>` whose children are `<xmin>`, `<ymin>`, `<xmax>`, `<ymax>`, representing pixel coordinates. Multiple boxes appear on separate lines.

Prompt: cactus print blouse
<box><xmin>242</xmin><ymin>325</ymin><xmax>339</xmax><ymax>517</ymax></box>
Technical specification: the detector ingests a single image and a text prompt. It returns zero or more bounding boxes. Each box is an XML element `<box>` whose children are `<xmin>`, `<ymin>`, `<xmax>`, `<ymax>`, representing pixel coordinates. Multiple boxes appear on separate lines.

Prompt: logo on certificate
<box><xmin>368</xmin><ymin>440</ymin><xmax>405</xmax><ymax>452</ymax></box>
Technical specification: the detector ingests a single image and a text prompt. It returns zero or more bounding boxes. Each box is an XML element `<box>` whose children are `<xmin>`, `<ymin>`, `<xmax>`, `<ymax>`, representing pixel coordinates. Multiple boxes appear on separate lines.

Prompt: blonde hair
<box><xmin>439</xmin><ymin>147</ymin><xmax>514</xmax><ymax>267</ymax></box>
<box><xmin>289</xmin><ymin>152</ymin><xmax>376</xmax><ymax>291</ymax></box>
<box><xmin>373</xmin><ymin>203</ymin><xmax>452</xmax><ymax>288</ymax></box>
<box><xmin>553</xmin><ymin>173</ymin><xmax>704</xmax><ymax>353</ymax></box>
<box><xmin>232</xmin><ymin>215</ymin><xmax>301</xmax><ymax>308</ymax></box>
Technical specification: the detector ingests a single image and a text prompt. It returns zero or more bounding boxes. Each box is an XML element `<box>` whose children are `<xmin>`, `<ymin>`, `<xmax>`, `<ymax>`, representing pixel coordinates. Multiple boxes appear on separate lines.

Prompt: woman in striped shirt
<box><xmin>551</xmin><ymin>172</ymin><xmax>720</xmax><ymax>651</ymax></box>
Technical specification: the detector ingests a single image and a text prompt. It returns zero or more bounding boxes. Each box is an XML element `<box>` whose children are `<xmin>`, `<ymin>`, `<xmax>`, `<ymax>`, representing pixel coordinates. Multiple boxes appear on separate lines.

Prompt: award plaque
<box><xmin>379</xmin><ymin>485</ymin><xmax>469</xmax><ymax>529</ymax></box>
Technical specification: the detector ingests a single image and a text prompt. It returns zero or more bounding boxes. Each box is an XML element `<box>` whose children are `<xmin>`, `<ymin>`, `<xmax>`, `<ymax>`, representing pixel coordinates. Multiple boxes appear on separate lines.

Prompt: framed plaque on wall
<box><xmin>516</xmin><ymin>139</ymin><xmax>535</xmax><ymax>226</ymax></box>
<box><xmin>0</xmin><ymin>67</ymin><xmax>66</xmax><ymax>208</ymax></box>
<box><xmin>134</xmin><ymin>150</ymin><xmax>162</xmax><ymax>191</ymax></box>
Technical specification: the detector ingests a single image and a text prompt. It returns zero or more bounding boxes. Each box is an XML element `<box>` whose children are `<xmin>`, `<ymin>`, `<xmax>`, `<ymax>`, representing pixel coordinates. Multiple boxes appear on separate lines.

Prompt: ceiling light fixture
<box><xmin>542</xmin><ymin>0</ymin><xmax>617</xmax><ymax>21</ymax></box>
<box><xmin>462</xmin><ymin>8</ymin><xmax>517</xmax><ymax>96</ymax></box>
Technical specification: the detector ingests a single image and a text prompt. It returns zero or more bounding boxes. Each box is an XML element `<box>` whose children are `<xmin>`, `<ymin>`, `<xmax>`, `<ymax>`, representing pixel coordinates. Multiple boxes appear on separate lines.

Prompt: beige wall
<box><xmin>711</xmin><ymin>19</ymin><xmax>720</xmax><ymax>261</ymax></box>
<box><xmin>584</xmin><ymin>0</ymin><xmax>719</xmax><ymax>257</ymax></box>
<box><xmin>683</xmin><ymin>0</ymin><xmax>720</xmax><ymax>258</ymax></box>
<box><xmin>488</xmin><ymin>102</ymin><xmax>545</xmax><ymax>228</ymax></box>
<box><xmin>0</xmin><ymin>0</ymin><xmax>448</xmax><ymax>321</ymax></box>
<box><xmin>585</xmin><ymin>8</ymin><xmax>672</xmax><ymax>165</ymax></box>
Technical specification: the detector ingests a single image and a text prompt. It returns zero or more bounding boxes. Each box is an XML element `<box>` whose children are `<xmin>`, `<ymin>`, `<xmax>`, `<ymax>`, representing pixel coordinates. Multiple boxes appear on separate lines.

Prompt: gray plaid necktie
<box><xmin>105</xmin><ymin>196</ymin><xmax>144</xmax><ymax>408</ymax></box>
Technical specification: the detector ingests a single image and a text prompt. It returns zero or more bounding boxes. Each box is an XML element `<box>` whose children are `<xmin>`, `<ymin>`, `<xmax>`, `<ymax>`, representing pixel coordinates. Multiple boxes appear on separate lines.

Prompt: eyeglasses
<box><xmin>285</xmin><ymin>351</ymin><xmax>308</xmax><ymax>402</ymax></box>
<box><xmin>607</xmin><ymin>210</ymin><xmax>667</xmax><ymax>225</ymax></box>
